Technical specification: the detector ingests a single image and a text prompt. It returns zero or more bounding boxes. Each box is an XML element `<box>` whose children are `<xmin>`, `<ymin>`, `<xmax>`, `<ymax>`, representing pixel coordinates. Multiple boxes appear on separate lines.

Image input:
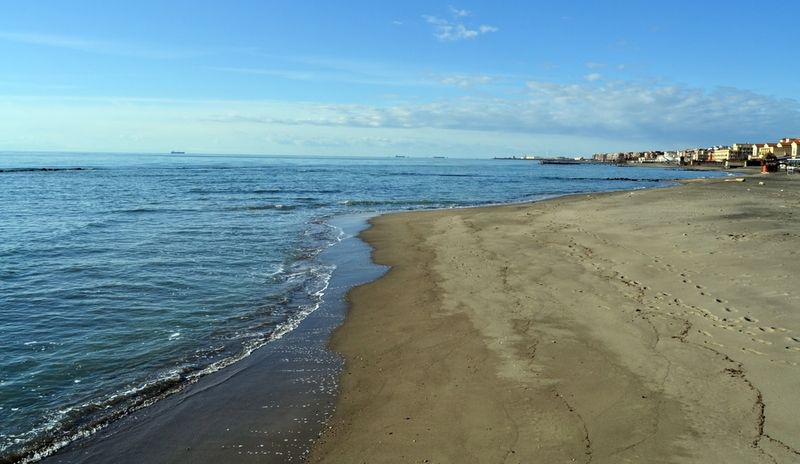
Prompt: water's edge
<box><xmin>37</xmin><ymin>213</ymin><xmax>387</xmax><ymax>464</ymax></box>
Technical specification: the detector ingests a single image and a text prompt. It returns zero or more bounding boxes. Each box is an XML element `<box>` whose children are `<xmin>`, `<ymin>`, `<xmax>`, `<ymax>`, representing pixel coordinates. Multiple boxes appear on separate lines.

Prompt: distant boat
<box><xmin>395</xmin><ymin>155</ymin><xmax>407</xmax><ymax>158</ymax></box>
<box><xmin>170</xmin><ymin>151</ymin><xmax>186</xmax><ymax>155</ymax></box>
<box><xmin>433</xmin><ymin>156</ymin><xmax>446</xmax><ymax>159</ymax></box>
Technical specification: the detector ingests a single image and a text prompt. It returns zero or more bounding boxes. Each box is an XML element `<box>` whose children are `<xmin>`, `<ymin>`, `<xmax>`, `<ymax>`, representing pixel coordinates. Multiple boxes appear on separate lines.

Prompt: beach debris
<box><xmin>724</xmin><ymin>178</ymin><xmax>746</xmax><ymax>182</ymax></box>
<box><xmin>758</xmin><ymin>181</ymin><xmax>765</xmax><ymax>185</ymax></box>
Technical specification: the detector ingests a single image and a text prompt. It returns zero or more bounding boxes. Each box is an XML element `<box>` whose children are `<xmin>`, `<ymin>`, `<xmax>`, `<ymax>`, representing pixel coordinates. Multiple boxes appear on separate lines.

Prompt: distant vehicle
<box><xmin>781</xmin><ymin>157</ymin><xmax>800</xmax><ymax>173</ymax></box>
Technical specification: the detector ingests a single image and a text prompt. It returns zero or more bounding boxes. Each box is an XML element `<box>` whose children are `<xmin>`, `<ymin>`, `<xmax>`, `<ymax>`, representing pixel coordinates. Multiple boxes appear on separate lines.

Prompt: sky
<box><xmin>1</xmin><ymin>0</ymin><xmax>799</xmax><ymax>157</ymax></box>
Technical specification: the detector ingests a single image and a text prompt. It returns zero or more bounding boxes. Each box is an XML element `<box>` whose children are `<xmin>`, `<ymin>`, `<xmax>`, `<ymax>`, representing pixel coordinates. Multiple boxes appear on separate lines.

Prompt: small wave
<box><xmin>111</xmin><ymin>207</ymin><xmax>205</xmax><ymax>214</ymax></box>
<box><xmin>310</xmin><ymin>189</ymin><xmax>343</xmax><ymax>194</ymax></box>
<box><xmin>338</xmin><ymin>199</ymin><xmax>445</xmax><ymax>208</ymax></box>
<box><xmin>234</xmin><ymin>204</ymin><xmax>297</xmax><ymax>212</ymax></box>
<box><xmin>318</xmin><ymin>222</ymin><xmax>348</xmax><ymax>243</ymax></box>
<box><xmin>389</xmin><ymin>171</ymin><xmax>482</xmax><ymax>178</ymax></box>
<box><xmin>537</xmin><ymin>176</ymin><xmax>665</xmax><ymax>183</ymax></box>
<box><xmin>113</xmin><ymin>207</ymin><xmax>162</xmax><ymax>214</ymax></box>
<box><xmin>0</xmin><ymin>167</ymin><xmax>90</xmax><ymax>174</ymax></box>
<box><xmin>251</xmin><ymin>188</ymin><xmax>341</xmax><ymax>195</ymax></box>
<box><xmin>251</xmin><ymin>188</ymin><xmax>283</xmax><ymax>194</ymax></box>
<box><xmin>7</xmin><ymin>368</ymin><xmax>190</xmax><ymax>463</ymax></box>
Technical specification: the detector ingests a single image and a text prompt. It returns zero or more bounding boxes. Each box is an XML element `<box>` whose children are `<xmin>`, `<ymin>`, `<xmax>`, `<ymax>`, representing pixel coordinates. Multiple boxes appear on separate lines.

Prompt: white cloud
<box><xmin>586</xmin><ymin>62</ymin><xmax>608</xmax><ymax>69</ymax></box>
<box><xmin>202</xmin><ymin>80</ymin><xmax>800</xmax><ymax>145</ymax></box>
<box><xmin>423</xmin><ymin>12</ymin><xmax>498</xmax><ymax>41</ymax></box>
<box><xmin>449</xmin><ymin>6</ymin><xmax>470</xmax><ymax>17</ymax></box>
<box><xmin>520</xmin><ymin>81</ymin><xmax>800</xmax><ymax>141</ymax></box>
<box><xmin>433</xmin><ymin>74</ymin><xmax>496</xmax><ymax>88</ymax></box>
<box><xmin>584</xmin><ymin>72</ymin><xmax>603</xmax><ymax>81</ymax></box>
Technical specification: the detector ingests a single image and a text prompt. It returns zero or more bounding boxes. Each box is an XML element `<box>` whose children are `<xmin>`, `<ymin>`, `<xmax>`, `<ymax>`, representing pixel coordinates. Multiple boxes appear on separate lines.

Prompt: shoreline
<box><xmin>37</xmin><ymin>214</ymin><xmax>385</xmax><ymax>464</ymax></box>
<box><xmin>311</xmin><ymin>175</ymin><xmax>800</xmax><ymax>462</ymax></box>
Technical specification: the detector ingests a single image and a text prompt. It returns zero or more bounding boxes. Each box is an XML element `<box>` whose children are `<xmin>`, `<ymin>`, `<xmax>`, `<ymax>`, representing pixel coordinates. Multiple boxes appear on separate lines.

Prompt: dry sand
<box><xmin>311</xmin><ymin>175</ymin><xmax>800</xmax><ymax>463</ymax></box>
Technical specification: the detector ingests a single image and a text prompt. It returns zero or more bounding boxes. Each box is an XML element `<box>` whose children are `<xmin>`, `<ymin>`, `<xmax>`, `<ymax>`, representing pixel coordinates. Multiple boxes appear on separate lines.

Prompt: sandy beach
<box><xmin>311</xmin><ymin>175</ymin><xmax>800</xmax><ymax>463</ymax></box>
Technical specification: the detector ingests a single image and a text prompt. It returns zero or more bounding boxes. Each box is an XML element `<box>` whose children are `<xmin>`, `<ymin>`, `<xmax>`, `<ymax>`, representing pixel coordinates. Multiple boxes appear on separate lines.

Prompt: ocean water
<box><xmin>0</xmin><ymin>152</ymin><xmax>723</xmax><ymax>461</ymax></box>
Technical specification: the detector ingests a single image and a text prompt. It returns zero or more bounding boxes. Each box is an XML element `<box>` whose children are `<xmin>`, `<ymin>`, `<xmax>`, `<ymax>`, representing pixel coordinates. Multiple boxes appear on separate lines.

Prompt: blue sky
<box><xmin>1</xmin><ymin>0</ymin><xmax>798</xmax><ymax>157</ymax></box>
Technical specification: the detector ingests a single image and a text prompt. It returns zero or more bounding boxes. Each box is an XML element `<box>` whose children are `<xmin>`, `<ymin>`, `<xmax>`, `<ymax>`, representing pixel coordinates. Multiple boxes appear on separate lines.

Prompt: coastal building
<box><xmin>711</xmin><ymin>146</ymin><xmax>732</xmax><ymax>162</ymax></box>
<box><xmin>758</xmin><ymin>143</ymin><xmax>778</xmax><ymax>159</ymax></box>
<box><xmin>589</xmin><ymin>139</ymin><xmax>799</xmax><ymax>163</ymax></box>
<box><xmin>678</xmin><ymin>148</ymin><xmax>709</xmax><ymax>163</ymax></box>
<box><xmin>731</xmin><ymin>143</ymin><xmax>757</xmax><ymax>160</ymax></box>
<box><xmin>774</xmin><ymin>141</ymin><xmax>793</xmax><ymax>158</ymax></box>
<box><xmin>778</xmin><ymin>138</ymin><xmax>800</xmax><ymax>158</ymax></box>
<box><xmin>748</xmin><ymin>144</ymin><xmax>763</xmax><ymax>160</ymax></box>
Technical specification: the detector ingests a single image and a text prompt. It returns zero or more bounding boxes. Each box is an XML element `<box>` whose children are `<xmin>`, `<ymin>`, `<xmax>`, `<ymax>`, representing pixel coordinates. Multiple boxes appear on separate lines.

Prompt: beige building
<box><xmin>680</xmin><ymin>148</ymin><xmax>709</xmax><ymax>163</ymax></box>
<box><xmin>773</xmin><ymin>141</ymin><xmax>793</xmax><ymax>158</ymax></box>
<box><xmin>731</xmin><ymin>143</ymin><xmax>755</xmax><ymax>161</ymax></box>
<box><xmin>711</xmin><ymin>146</ymin><xmax>732</xmax><ymax>162</ymax></box>
<box><xmin>778</xmin><ymin>138</ymin><xmax>800</xmax><ymax>159</ymax></box>
<box><xmin>758</xmin><ymin>143</ymin><xmax>779</xmax><ymax>158</ymax></box>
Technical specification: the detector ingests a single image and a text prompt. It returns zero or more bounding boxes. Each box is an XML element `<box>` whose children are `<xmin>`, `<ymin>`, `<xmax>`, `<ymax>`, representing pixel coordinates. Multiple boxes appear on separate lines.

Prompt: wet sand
<box><xmin>312</xmin><ymin>175</ymin><xmax>800</xmax><ymax>463</ymax></box>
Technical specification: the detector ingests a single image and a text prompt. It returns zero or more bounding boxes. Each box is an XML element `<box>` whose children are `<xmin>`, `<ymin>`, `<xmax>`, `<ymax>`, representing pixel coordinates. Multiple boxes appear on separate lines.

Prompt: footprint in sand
<box><xmin>743</xmin><ymin>316</ymin><xmax>758</xmax><ymax>323</ymax></box>
<box><xmin>789</xmin><ymin>336</ymin><xmax>800</xmax><ymax>343</ymax></box>
<box><xmin>742</xmin><ymin>347</ymin><xmax>766</xmax><ymax>355</ymax></box>
<box><xmin>694</xmin><ymin>308</ymin><xmax>722</xmax><ymax>322</ymax></box>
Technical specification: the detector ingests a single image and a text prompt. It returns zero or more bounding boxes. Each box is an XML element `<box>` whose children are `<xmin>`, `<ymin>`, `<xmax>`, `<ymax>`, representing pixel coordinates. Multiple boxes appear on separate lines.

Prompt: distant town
<box><xmin>497</xmin><ymin>137</ymin><xmax>800</xmax><ymax>169</ymax></box>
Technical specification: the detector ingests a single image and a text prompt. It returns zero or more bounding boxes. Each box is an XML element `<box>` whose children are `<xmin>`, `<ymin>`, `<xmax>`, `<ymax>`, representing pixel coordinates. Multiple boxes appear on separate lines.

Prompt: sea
<box><xmin>0</xmin><ymin>152</ymin><xmax>724</xmax><ymax>462</ymax></box>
